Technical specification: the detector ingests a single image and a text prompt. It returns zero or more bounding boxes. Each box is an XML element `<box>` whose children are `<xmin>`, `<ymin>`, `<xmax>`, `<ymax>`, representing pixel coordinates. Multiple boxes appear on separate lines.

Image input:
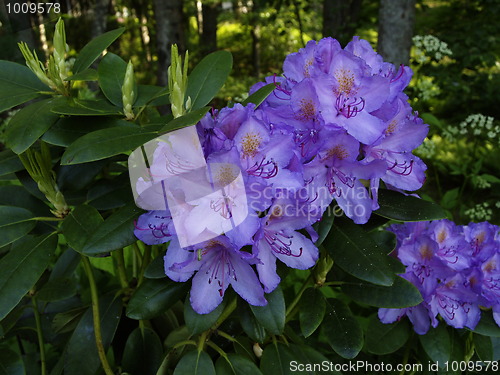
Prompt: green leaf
<box><xmin>323</xmin><ymin>298</ymin><xmax>363</xmax><ymax>359</ymax></box>
<box><xmin>174</xmin><ymin>350</ymin><xmax>215</xmax><ymax>375</ymax></box>
<box><xmin>52</xmin><ymin>306</ymin><xmax>87</xmax><ymax>334</ymax></box>
<box><xmin>242</xmin><ymin>83</ymin><xmax>275</xmax><ymax>108</ymax></box>
<box><xmin>42</xmin><ymin>116</ymin><xmax>129</xmax><ymax>147</ymax></box>
<box><xmin>135</xmin><ymin>85</ymin><xmax>169</xmax><ymax>107</ymax></box>
<box><xmin>0</xmin><ymin>233</ymin><xmax>57</xmax><ymax>320</ymax></box>
<box><xmin>184</xmin><ymin>294</ymin><xmax>225</xmax><ymax>335</ymax></box>
<box><xmin>342</xmin><ymin>276</ymin><xmax>423</xmax><ymax>308</ymax></box>
<box><xmin>0</xmin><ymin>150</ymin><xmax>24</xmax><ymax>177</ymax></box>
<box><xmin>62</xmin><ymin>205</ymin><xmax>104</xmax><ymax>253</ymax></box>
<box><xmin>0</xmin><ymin>206</ymin><xmax>36</xmax><ymax>247</ymax></box>
<box><xmin>299</xmin><ymin>287</ymin><xmax>326</xmax><ymax>337</ymax></box>
<box><xmin>471</xmin><ymin>311</ymin><xmax>500</xmax><ymax>337</ymax></box>
<box><xmin>0</xmin><ymin>60</ymin><xmax>48</xmax><ymax>112</ymax></box>
<box><xmin>98</xmin><ymin>52</ymin><xmax>128</xmax><ymax>106</ymax></box>
<box><xmin>250</xmin><ymin>286</ymin><xmax>285</xmax><ymax>335</ymax></box>
<box><xmin>126</xmin><ymin>278</ymin><xmax>189</xmax><ymax>320</ymax></box>
<box><xmin>326</xmin><ymin>216</ymin><xmax>394</xmax><ymax>286</ymax></box>
<box><xmin>65</xmin><ymin>293</ymin><xmax>122</xmax><ymax>375</ymax></box>
<box><xmin>36</xmin><ymin>277</ymin><xmax>77</xmax><ymax>302</ymax></box>
<box><xmin>260</xmin><ymin>342</ymin><xmax>296</xmax><ymax>375</ymax></box>
<box><xmin>160</xmin><ymin>107</ymin><xmax>211</xmax><ymax>133</ymax></box>
<box><xmin>365</xmin><ymin>315</ymin><xmax>410</xmax><ymax>355</ymax></box>
<box><xmin>215</xmin><ymin>354</ymin><xmax>262</xmax><ymax>375</ymax></box>
<box><xmin>0</xmin><ymin>186</ymin><xmax>49</xmax><ymax>217</ymax></box>
<box><xmin>73</xmin><ymin>28</ymin><xmax>126</xmax><ymax>73</ymax></box>
<box><xmin>474</xmin><ymin>333</ymin><xmax>493</xmax><ymax>361</ymax></box>
<box><xmin>145</xmin><ymin>251</ymin><xmax>168</xmax><ymax>279</ymax></box>
<box><xmin>122</xmin><ymin>327</ymin><xmax>163</xmax><ymax>375</ymax></box>
<box><xmin>186</xmin><ymin>51</ymin><xmax>233</xmax><ymax>110</ymax></box>
<box><xmin>49</xmin><ymin>248</ymin><xmax>80</xmax><ymax>281</ymax></box>
<box><xmin>81</xmin><ymin>203</ymin><xmax>143</xmax><ymax>255</ymax></box>
<box><xmin>240</xmin><ymin>304</ymin><xmax>267</xmax><ymax>343</ymax></box>
<box><xmin>65</xmin><ymin>68</ymin><xmax>98</xmax><ymax>81</ymax></box>
<box><xmin>61</xmin><ymin>125</ymin><xmax>158</xmax><ymax>165</ymax></box>
<box><xmin>51</xmin><ymin>98</ymin><xmax>122</xmax><ymax>116</ymax></box>
<box><xmin>376</xmin><ymin>189</ymin><xmax>447</xmax><ymax>221</ymax></box>
<box><xmin>0</xmin><ymin>348</ymin><xmax>25</xmax><ymax>375</ymax></box>
<box><xmin>5</xmin><ymin>98</ymin><xmax>62</xmax><ymax>154</ymax></box>
<box><xmin>419</xmin><ymin>324</ymin><xmax>451</xmax><ymax>366</ymax></box>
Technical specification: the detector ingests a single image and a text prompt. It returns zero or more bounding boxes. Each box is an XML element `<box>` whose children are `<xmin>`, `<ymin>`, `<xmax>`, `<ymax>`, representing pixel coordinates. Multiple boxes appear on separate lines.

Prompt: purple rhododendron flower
<box><xmin>380</xmin><ymin>220</ymin><xmax>500</xmax><ymax>333</ymax></box>
<box><xmin>132</xmin><ymin>36</ymin><xmax>430</xmax><ymax>314</ymax></box>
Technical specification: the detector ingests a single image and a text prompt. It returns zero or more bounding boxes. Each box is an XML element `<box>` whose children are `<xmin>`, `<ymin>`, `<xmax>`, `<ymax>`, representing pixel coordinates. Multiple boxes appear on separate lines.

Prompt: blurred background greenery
<box><xmin>1</xmin><ymin>0</ymin><xmax>499</xmax><ymax>224</ymax></box>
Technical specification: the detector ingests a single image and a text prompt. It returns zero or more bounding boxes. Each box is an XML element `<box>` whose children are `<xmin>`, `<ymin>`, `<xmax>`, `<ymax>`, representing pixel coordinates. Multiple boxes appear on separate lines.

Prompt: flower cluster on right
<box><xmin>380</xmin><ymin>220</ymin><xmax>500</xmax><ymax>334</ymax></box>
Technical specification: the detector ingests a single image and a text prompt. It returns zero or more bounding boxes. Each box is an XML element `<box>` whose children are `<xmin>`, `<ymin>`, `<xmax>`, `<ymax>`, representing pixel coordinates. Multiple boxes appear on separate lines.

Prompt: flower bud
<box><xmin>122</xmin><ymin>60</ymin><xmax>136</xmax><ymax>120</ymax></box>
<box><xmin>53</xmin><ymin>18</ymin><xmax>68</xmax><ymax>80</ymax></box>
<box><xmin>18</xmin><ymin>42</ymin><xmax>55</xmax><ymax>89</ymax></box>
<box><xmin>167</xmin><ymin>44</ymin><xmax>189</xmax><ymax>118</ymax></box>
<box><xmin>313</xmin><ymin>253</ymin><xmax>334</xmax><ymax>286</ymax></box>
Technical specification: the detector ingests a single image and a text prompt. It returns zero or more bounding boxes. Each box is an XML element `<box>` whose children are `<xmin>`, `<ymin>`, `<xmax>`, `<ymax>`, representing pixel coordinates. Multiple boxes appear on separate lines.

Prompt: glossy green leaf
<box><xmin>240</xmin><ymin>304</ymin><xmax>267</xmax><ymax>343</ymax></box>
<box><xmin>5</xmin><ymin>97</ymin><xmax>62</xmax><ymax>154</ymax></box>
<box><xmin>65</xmin><ymin>68</ymin><xmax>98</xmax><ymax>81</ymax></box>
<box><xmin>0</xmin><ymin>60</ymin><xmax>48</xmax><ymax>112</ymax></box>
<box><xmin>232</xmin><ymin>336</ymin><xmax>257</xmax><ymax>362</ymax></box>
<box><xmin>51</xmin><ymin>99</ymin><xmax>122</xmax><ymax>116</ymax></box>
<box><xmin>342</xmin><ymin>276</ymin><xmax>423</xmax><ymax>308</ymax></box>
<box><xmin>73</xmin><ymin>28</ymin><xmax>126</xmax><ymax>73</ymax></box>
<box><xmin>376</xmin><ymin>189</ymin><xmax>447</xmax><ymax>221</ymax></box>
<box><xmin>160</xmin><ymin>107</ymin><xmax>211</xmax><ymax>133</ymax></box>
<box><xmin>419</xmin><ymin>324</ymin><xmax>451</xmax><ymax>366</ymax></box>
<box><xmin>52</xmin><ymin>306</ymin><xmax>87</xmax><ymax>334</ymax></box>
<box><xmin>36</xmin><ymin>277</ymin><xmax>77</xmax><ymax>302</ymax></box>
<box><xmin>184</xmin><ymin>294</ymin><xmax>225</xmax><ymax>335</ymax></box>
<box><xmin>98</xmin><ymin>52</ymin><xmax>128</xmax><ymax>106</ymax></box>
<box><xmin>126</xmin><ymin>278</ymin><xmax>189</xmax><ymax>320</ymax></box>
<box><xmin>323</xmin><ymin>298</ymin><xmax>363</xmax><ymax>359</ymax></box>
<box><xmin>260</xmin><ymin>342</ymin><xmax>296</xmax><ymax>375</ymax></box>
<box><xmin>0</xmin><ymin>233</ymin><xmax>57</xmax><ymax>320</ymax></box>
<box><xmin>174</xmin><ymin>350</ymin><xmax>215</xmax><ymax>375</ymax></box>
<box><xmin>326</xmin><ymin>216</ymin><xmax>394</xmax><ymax>286</ymax></box>
<box><xmin>122</xmin><ymin>327</ymin><xmax>163</xmax><ymax>375</ymax></box>
<box><xmin>86</xmin><ymin>173</ymin><xmax>133</xmax><ymax>210</ymax></box>
<box><xmin>215</xmin><ymin>354</ymin><xmax>262</xmax><ymax>375</ymax></box>
<box><xmin>186</xmin><ymin>50</ymin><xmax>233</xmax><ymax>110</ymax></box>
<box><xmin>135</xmin><ymin>85</ymin><xmax>169</xmax><ymax>107</ymax></box>
<box><xmin>0</xmin><ymin>206</ymin><xmax>36</xmax><ymax>247</ymax></box>
<box><xmin>242</xmin><ymin>83</ymin><xmax>275</xmax><ymax>108</ymax></box>
<box><xmin>42</xmin><ymin>116</ymin><xmax>129</xmax><ymax>147</ymax></box>
<box><xmin>474</xmin><ymin>333</ymin><xmax>493</xmax><ymax>361</ymax></box>
<box><xmin>62</xmin><ymin>205</ymin><xmax>104</xmax><ymax>253</ymax></box>
<box><xmin>0</xmin><ymin>348</ymin><xmax>25</xmax><ymax>375</ymax></box>
<box><xmin>144</xmin><ymin>251</ymin><xmax>168</xmax><ymax>279</ymax></box>
<box><xmin>81</xmin><ymin>203</ymin><xmax>143</xmax><ymax>255</ymax></box>
<box><xmin>49</xmin><ymin>248</ymin><xmax>81</xmax><ymax>280</ymax></box>
<box><xmin>61</xmin><ymin>125</ymin><xmax>158</xmax><ymax>165</ymax></box>
<box><xmin>365</xmin><ymin>315</ymin><xmax>410</xmax><ymax>355</ymax></box>
<box><xmin>0</xmin><ymin>186</ymin><xmax>49</xmax><ymax>217</ymax></box>
<box><xmin>299</xmin><ymin>288</ymin><xmax>326</xmax><ymax>337</ymax></box>
<box><xmin>0</xmin><ymin>150</ymin><xmax>23</xmax><ymax>177</ymax></box>
<box><xmin>65</xmin><ymin>293</ymin><xmax>122</xmax><ymax>375</ymax></box>
<box><xmin>250</xmin><ymin>286</ymin><xmax>285</xmax><ymax>335</ymax></box>
<box><xmin>471</xmin><ymin>311</ymin><xmax>500</xmax><ymax>337</ymax></box>
<box><xmin>58</xmin><ymin>160</ymin><xmax>108</xmax><ymax>191</ymax></box>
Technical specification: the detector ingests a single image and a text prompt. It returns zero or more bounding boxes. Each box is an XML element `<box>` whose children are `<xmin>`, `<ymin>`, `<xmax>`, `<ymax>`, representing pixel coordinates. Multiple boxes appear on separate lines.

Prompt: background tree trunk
<box><xmin>153</xmin><ymin>0</ymin><xmax>184</xmax><ymax>87</ymax></box>
<box><xmin>322</xmin><ymin>0</ymin><xmax>363</xmax><ymax>46</ymax></box>
<box><xmin>199</xmin><ymin>1</ymin><xmax>220</xmax><ymax>55</ymax></box>
<box><xmin>377</xmin><ymin>0</ymin><xmax>416</xmax><ymax>66</ymax></box>
<box><xmin>91</xmin><ymin>0</ymin><xmax>111</xmax><ymax>39</ymax></box>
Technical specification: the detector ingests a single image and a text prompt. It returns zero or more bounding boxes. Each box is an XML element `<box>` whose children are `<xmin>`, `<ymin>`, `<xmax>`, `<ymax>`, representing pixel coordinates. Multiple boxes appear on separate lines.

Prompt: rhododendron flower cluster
<box><xmin>134</xmin><ymin>37</ymin><xmax>428</xmax><ymax>314</ymax></box>
<box><xmin>380</xmin><ymin>220</ymin><xmax>500</xmax><ymax>334</ymax></box>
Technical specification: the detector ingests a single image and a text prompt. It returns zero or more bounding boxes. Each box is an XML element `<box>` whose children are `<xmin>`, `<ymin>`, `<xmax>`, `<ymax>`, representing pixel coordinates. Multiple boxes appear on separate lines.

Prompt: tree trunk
<box><xmin>377</xmin><ymin>0</ymin><xmax>416</xmax><ymax>67</ymax></box>
<box><xmin>153</xmin><ymin>0</ymin><xmax>184</xmax><ymax>87</ymax></box>
<box><xmin>200</xmin><ymin>1</ymin><xmax>220</xmax><ymax>55</ymax></box>
<box><xmin>322</xmin><ymin>0</ymin><xmax>363</xmax><ymax>46</ymax></box>
<box><xmin>91</xmin><ymin>0</ymin><xmax>111</xmax><ymax>39</ymax></box>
